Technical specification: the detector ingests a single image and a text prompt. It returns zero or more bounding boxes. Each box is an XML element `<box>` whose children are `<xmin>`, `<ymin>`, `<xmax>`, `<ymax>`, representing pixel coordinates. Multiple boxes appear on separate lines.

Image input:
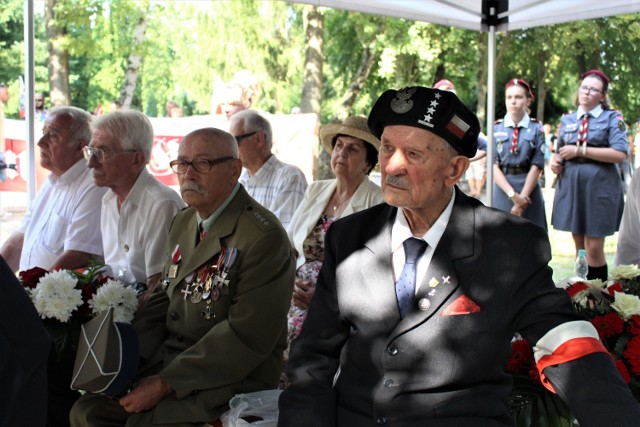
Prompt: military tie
<box><xmin>396</xmin><ymin>237</ymin><xmax>428</xmax><ymax>318</ymax></box>
<box><xmin>510</xmin><ymin>126</ymin><xmax>520</xmax><ymax>155</ymax></box>
<box><xmin>198</xmin><ymin>222</ymin><xmax>207</xmax><ymax>244</ymax></box>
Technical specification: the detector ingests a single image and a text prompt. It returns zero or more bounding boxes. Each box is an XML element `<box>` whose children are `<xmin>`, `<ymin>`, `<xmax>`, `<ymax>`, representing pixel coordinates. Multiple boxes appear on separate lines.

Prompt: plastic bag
<box><xmin>220</xmin><ymin>389</ymin><xmax>282</xmax><ymax>427</ymax></box>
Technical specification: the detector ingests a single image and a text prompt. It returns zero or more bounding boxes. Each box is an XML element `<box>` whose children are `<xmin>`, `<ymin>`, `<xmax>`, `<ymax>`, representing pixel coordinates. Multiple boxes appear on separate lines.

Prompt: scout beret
<box><xmin>368</xmin><ymin>86</ymin><xmax>480</xmax><ymax>158</ymax></box>
<box><xmin>505</xmin><ymin>78</ymin><xmax>534</xmax><ymax>99</ymax></box>
<box><xmin>581</xmin><ymin>69</ymin><xmax>609</xmax><ymax>91</ymax></box>
<box><xmin>433</xmin><ymin>79</ymin><xmax>456</xmax><ymax>91</ymax></box>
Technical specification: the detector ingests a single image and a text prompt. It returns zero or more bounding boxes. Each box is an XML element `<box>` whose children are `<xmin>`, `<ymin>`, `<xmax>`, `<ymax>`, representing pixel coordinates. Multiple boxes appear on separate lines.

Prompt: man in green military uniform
<box><xmin>71</xmin><ymin>127</ymin><xmax>295</xmax><ymax>426</ymax></box>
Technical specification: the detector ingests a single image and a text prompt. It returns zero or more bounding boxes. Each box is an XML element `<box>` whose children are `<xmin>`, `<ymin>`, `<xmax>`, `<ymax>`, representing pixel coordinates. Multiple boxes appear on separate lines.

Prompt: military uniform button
<box><xmin>387</xmin><ymin>346</ymin><xmax>398</xmax><ymax>356</ymax></box>
<box><xmin>383</xmin><ymin>379</ymin><xmax>394</xmax><ymax>388</ymax></box>
<box><xmin>418</xmin><ymin>298</ymin><xmax>431</xmax><ymax>311</ymax></box>
<box><xmin>376</xmin><ymin>416</ymin><xmax>388</xmax><ymax>425</ymax></box>
<box><xmin>170</xmin><ymin>311</ymin><xmax>179</xmax><ymax>321</ymax></box>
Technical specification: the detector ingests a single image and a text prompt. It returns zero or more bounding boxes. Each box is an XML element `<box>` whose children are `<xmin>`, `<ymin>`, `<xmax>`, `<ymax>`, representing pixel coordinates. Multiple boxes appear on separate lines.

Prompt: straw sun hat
<box><xmin>319</xmin><ymin>115</ymin><xmax>381</xmax><ymax>154</ymax></box>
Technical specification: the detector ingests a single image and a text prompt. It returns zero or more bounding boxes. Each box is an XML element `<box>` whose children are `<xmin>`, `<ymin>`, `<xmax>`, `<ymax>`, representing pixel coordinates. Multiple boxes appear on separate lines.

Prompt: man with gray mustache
<box><xmin>72</xmin><ymin>127</ymin><xmax>295</xmax><ymax>426</ymax></box>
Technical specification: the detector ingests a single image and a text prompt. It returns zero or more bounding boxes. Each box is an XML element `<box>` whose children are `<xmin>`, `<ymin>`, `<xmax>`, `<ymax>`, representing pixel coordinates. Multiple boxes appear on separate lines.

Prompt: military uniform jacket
<box><xmin>493</xmin><ymin>114</ymin><xmax>545</xmax><ymax>170</ymax></box>
<box><xmin>133</xmin><ymin>186</ymin><xmax>295</xmax><ymax>424</ymax></box>
<box><xmin>279</xmin><ymin>188</ymin><xmax>588</xmax><ymax>427</ymax></box>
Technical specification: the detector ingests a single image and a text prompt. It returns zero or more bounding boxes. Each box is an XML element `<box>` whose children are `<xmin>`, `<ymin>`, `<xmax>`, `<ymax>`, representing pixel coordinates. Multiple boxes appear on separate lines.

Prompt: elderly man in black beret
<box><xmin>278</xmin><ymin>86</ymin><xmax>640</xmax><ymax>427</ymax></box>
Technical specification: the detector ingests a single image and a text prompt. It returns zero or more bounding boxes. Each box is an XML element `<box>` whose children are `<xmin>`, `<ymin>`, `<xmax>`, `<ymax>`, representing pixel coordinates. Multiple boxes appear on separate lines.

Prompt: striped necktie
<box><xmin>396</xmin><ymin>238</ymin><xmax>428</xmax><ymax>318</ymax></box>
<box><xmin>577</xmin><ymin>113</ymin><xmax>589</xmax><ymax>147</ymax></box>
<box><xmin>510</xmin><ymin>127</ymin><xmax>519</xmax><ymax>155</ymax></box>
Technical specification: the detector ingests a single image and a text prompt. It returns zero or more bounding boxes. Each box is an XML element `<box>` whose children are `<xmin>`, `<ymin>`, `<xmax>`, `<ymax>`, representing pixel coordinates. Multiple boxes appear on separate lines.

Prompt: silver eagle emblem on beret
<box><xmin>390</xmin><ymin>87</ymin><xmax>416</xmax><ymax>114</ymax></box>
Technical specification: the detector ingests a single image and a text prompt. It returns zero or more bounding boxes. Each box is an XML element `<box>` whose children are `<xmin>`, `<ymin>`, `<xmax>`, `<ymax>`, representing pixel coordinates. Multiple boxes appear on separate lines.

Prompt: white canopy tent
<box><xmin>293</xmin><ymin>0</ymin><xmax>640</xmax><ymax>204</ymax></box>
<box><xmin>20</xmin><ymin>0</ymin><xmax>640</xmax><ymax>203</ymax></box>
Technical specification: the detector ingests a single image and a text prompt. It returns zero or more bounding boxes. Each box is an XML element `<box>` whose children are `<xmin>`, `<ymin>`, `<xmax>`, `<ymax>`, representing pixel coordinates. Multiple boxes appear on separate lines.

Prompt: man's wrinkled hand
<box><xmin>119</xmin><ymin>375</ymin><xmax>173</xmax><ymax>414</ymax></box>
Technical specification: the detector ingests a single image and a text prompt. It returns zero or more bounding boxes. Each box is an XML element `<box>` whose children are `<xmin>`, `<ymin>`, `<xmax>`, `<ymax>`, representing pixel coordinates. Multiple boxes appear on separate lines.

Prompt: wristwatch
<box><xmin>507</xmin><ymin>189</ymin><xmax>516</xmax><ymax>200</ymax></box>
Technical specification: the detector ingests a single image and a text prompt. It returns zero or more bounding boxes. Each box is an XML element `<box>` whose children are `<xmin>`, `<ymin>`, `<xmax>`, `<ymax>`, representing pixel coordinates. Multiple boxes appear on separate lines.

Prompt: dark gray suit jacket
<box><xmin>0</xmin><ymin>256</ymin><xmax>51</xmax><ymax>426</ymax></box>
<box><xmin>279</xmin><ymin>188</ymin><xmax>640</xmax><ymax>427</ymax></box>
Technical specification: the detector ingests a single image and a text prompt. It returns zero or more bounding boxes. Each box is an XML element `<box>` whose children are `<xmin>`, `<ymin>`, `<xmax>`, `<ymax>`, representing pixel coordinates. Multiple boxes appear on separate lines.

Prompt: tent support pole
<box><xmin>485</xmin><ymin>21</ymin><xmax>496</xmax><ymax>207</ymax></box>
<box><xmin>23</xmin><ymin>0</ymin><xmax>36</xmax><ymax>202</ymax></box>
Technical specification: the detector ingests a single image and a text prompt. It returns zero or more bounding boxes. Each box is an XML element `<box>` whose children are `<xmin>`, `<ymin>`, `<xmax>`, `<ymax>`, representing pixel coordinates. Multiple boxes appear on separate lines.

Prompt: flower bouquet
<box><xmin>506</xmin><ymin>336</ymin><xmax>573</xmax><ymax>427</ymax></box>
<box><xmin>20</xmin><ymin>261</ymin><xmax>138</xmax><ymax>358</ymax></box>
<box><xmin>564</xmin><ymin>264</ymin><xmax>640</xmax><ymax>401</ymax></box>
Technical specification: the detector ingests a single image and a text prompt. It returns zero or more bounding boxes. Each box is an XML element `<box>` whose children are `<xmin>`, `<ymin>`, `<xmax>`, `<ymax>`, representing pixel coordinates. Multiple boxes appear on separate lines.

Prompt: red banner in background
<box><xmin>0</xmin><ymin>113</ymin><xmax>317</xmax><ymax>192</ymax></box>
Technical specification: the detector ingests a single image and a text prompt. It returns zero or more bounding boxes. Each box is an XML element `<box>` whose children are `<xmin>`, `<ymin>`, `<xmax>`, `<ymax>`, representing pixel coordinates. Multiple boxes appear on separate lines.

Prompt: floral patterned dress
<box><xmin>287</xmin><ymin>214</ymin><xmax>334</xmax><ymax>344</ymax></box>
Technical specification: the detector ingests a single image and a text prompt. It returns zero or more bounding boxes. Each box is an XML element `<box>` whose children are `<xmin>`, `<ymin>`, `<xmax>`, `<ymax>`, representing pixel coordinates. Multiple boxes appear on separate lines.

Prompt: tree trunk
<box><xmin>45</xmin><ymin>0</ymin><xmax>71</xmax><ymax>106</ymax></box>
<box><xmin>300</xmin><ymin>5</ymin><xmax>323</xmax><ymax>117</ymax></box>
<box><xmin>336</xmin><ymin>46</ymin><xmax>376</xmax><ymax>121</ymax></box>
<box><xmin>118</xmin><ymin>15</ymin><xmax>148</xmax><ymax>108</ymax></box>
<box><xmin>300</xmin><ymin>5</ymin><xmax>326</xmax><ymax>179</ymax></box>
<box><xmin>536</xmin><ymin>52</ymin><xmax>547</xmax><ymax>123</ymax></box>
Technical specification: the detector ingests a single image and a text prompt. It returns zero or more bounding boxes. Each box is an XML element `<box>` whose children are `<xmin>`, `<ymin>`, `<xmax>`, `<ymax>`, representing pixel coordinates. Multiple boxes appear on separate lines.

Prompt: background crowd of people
<box><xmin>2</xmin><ymin>71</ymin><xmax>640</xmax><ymax>425</ymax></box>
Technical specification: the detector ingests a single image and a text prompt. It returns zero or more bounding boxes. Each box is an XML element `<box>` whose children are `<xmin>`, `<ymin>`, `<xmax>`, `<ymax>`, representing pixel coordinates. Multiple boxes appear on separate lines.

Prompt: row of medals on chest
<box><xmin>164</xmin><ymin>256</ymin><xmax>230</xmax><ymax>320</ymax></box>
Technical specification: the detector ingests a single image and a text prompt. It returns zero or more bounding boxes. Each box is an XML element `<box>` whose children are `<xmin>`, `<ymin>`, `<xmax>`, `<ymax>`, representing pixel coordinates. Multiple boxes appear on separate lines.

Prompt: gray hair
<box><xmin>230</xmin><ymin>109</ymin><xmax>273</xmax><ymax>149</ymax></box>
<box><xmin>91</xmin><ymin>109</ymin><xmax>154</xmax><ymax>163</ymax></box>
<box><xmin>48</xmin><ymin>106</ymin><xmax>93</xmax><ymax>148</ymax></box>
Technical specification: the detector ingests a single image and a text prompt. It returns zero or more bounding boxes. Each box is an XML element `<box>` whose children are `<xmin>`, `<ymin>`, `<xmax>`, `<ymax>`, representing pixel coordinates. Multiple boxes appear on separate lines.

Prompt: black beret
<box><xmin>367</xmin><ymin>86</ymin><xmax>480</xmax><ymax>158</ymax></box>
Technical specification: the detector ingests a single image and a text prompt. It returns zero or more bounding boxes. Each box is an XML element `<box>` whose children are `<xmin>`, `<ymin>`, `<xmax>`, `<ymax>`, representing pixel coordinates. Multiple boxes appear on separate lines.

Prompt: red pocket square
<box><xmin>441</xmin><ymin>294</ymin><xmax>481</xmax><ymax>316</ymax></box>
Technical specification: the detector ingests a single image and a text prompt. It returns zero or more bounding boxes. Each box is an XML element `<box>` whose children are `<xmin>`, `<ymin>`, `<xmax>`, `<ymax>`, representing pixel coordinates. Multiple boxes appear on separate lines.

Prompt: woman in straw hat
<box><xmin>282</xmin><ymin>116</ymin><xmax>383</xmax><ymax>386</ymax></box>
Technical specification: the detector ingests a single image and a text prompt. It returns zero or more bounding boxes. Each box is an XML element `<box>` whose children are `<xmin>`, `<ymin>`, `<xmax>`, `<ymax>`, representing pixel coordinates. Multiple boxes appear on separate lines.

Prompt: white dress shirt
<box><xmin>18</xmin><ymin>159</ymin><xmax>107</xmax><ymax>270</ymax></box>
<box><xmin>101</xmin><ymin>169</ymin><xmax>185</xmax><ymax>283</ymax></box>
<box><xmin>391</xmin><ymin>189</ymin><xmax>455</xmax><ymax>292</ymax></box>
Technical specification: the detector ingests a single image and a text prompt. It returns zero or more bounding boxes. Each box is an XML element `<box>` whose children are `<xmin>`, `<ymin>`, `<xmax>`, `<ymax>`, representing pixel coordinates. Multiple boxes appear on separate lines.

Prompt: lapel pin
<box><xmin>418</xmin><ymin>298</ymin><xmax>431</xmax><ymax>311</ymax></box>
<box><xmin>429</xmin><ymin>277</ymin><xmax>439</xmax><ymax>288</ymax></box>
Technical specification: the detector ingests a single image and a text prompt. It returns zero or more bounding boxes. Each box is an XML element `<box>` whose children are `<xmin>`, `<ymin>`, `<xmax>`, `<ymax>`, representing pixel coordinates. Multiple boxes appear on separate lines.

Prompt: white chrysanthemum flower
<box><xmin>609</xmin><ymin>264</ymin><xmax>640</xmax><ymax>280</ymax></box>
<box><xmin>587</xmin><ymin>278</ymin><xmax>606</xmax><ymax>289</ymax></box>
<box><xmin>31</xmin><ymin>270</ymin><xmax>82</xmax><ymax>322</ymax></box>
<box><xmin>90</xmin><ymin>279</ymin><xmax>138</xmax><ymax>323</ymax></box>
<box><xmin>611</xmin><ymin>292</ymin><xmax>640</xmax><ymax>321</ymax></box>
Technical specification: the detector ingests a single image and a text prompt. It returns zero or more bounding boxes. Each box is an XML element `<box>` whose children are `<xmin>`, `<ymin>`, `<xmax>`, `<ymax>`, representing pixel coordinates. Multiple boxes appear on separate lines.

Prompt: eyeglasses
<box><xmin>579</xmin><ymin>85</ymin><xmax>603</xmax><ymax>95</ymax></box>
<box><xmin>234</xmin><ymin>131</ymin><xmax>258</xmax><ymax>143</ymax></box>
<box><xmin>169</xmin><ymin>157</ymin><xmax>236</xmax><ymax>174</ymax></box>
<box><xmin>35</xmin><ymin>99</ymin><xmax>44</xmax><ymax>102</ymax></box>
<box><xmin>82</xmin><ymin>146</ymin><xmax>138</xmax><ymax>162</ymax></box>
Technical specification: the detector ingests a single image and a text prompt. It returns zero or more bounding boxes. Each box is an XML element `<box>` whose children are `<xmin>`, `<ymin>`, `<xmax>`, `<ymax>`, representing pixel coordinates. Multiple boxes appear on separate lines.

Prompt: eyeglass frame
<box><xmin>82</xmin><ymin>145</ymin><xmax>138</xmax><ymax>162</ymax></box>
<box><xmin>579</xmin><ymin>85</ymin><xmax>603</xmax><ymax>95</ymax></box>
<box><xmin>169</xmin><ymin>156</ymin><xmax>237</xmax><ymax>174</ymax></box>
<box><xmin>234</xmin><ymin>131</ymin><xmax>259</xmax><ymax>144</ymax></box>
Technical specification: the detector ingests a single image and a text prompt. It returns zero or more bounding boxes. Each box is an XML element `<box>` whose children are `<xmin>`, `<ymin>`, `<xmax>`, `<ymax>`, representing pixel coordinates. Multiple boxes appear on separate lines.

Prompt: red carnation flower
<box><xmin>615</xmin><ymin>359</ymin><xmax>631</xmax><ymax>384</ymax></box>
<box><xmin>591</xmin><ymin>312</ymin><xmax>624</xmax><ymax>338</ymax></box>
<box><xmin>19</xmin><ymin>267</ymin><xmax>49</xmax><ymax>289</ymax></box>
<box><xmin>623</xmin><ymin>335</ymin><xmax>640</xmax><ymax>375</ymax></box>
<box><xmin>505</xmin><ymin>339</ymin><xmax>533</xmax><ymax>373</ymax></box>
<box><xmin>528</xmin><ymin>363</ymin><xmax>542</xmax><ymax>385</ymax></box>
<box><xmin>629</xmin><ymin>315</ymin><xmax>640</xmax><ymax>335</ymax></box>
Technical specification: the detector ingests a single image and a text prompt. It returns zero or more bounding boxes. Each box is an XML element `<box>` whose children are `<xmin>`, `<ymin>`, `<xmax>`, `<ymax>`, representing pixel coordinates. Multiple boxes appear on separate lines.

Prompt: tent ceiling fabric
<box><xmin>295</xmin><ymin>0</ymin><xmax>640</xmax><ymax>32</ymax></box>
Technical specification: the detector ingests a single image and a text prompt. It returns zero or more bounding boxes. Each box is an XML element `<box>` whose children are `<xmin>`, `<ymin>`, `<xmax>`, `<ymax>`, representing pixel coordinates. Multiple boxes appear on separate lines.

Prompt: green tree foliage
<box><xmin>3</xmin><ymin>1</ymin><xmax>638</xmax><ymax>125</ymax></box>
